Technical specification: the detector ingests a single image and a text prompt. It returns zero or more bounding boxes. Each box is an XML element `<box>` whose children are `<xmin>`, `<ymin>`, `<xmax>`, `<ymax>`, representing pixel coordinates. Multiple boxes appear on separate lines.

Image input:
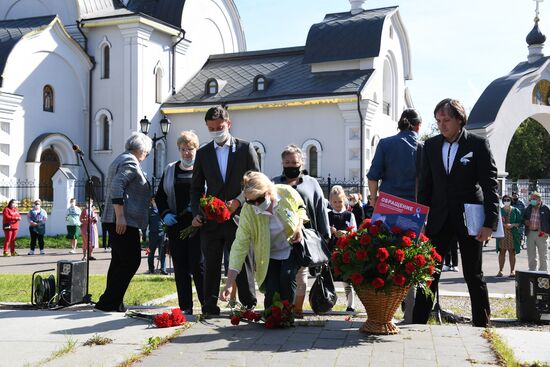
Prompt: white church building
<box><xmin>0</xmin><ymin>0</ymin><xmax>413</xmax><ymax>234</ymax></box>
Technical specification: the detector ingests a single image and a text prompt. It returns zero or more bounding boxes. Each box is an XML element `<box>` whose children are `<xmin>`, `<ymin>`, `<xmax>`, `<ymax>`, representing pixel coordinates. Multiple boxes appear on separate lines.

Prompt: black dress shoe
<box><xmin>183</xmin><ymin>308</ymin><xmax>193</xmax><ymax>315</ymax></box>
<box><xmin>201</xmin><ymin>305</ymin><xmax>221</xmax><ymax>317</ymax></box>
<box><xmin>117</xmin><ymin>303</ymin><xmax>127</xmax><ymax>312</ymax></box>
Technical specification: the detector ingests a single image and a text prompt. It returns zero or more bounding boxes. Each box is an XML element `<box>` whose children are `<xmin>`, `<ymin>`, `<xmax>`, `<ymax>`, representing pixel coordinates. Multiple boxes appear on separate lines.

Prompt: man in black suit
<box><xmin>413</xmin><ymin>98</ymin><xmax>499</xmax><ymax>327</ymax></box>
<box><xmin>191</xmin><ymin>106</ymin><xmax>258</xmax><ymax>315</ymax></box>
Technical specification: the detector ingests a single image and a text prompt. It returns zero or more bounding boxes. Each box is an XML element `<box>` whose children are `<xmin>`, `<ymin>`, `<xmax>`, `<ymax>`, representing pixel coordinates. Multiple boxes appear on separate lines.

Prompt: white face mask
<box><xmin>253</xmin><ymin>196</ymin><xmax>271</xmax><ymax>214</ymax></box>
<box><xmin>210</xmin><ymin>128</ymin><xmax>230</xmax><ymax>144</ymax></box>
<box><xmin>503</xmin><ymin>201</ymin><xmax>511</xmax><ymax>207</ymax></box>
<box><xmin>181</xmin><ymin>158</ymin><xmax>194</xmax><ymax>168</ymax></box>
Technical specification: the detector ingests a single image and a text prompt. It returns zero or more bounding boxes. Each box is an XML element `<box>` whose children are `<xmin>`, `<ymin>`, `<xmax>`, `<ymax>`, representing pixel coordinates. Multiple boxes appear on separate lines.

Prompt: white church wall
<box><xmin>165</xmin><ymin>104</ymin><xmax>347</xmax><ymax>180</ymax></box>
<box><xmin>2</xmin><ymin>21</ymin><xmax>90</xmax><ymax>180</ymax></box>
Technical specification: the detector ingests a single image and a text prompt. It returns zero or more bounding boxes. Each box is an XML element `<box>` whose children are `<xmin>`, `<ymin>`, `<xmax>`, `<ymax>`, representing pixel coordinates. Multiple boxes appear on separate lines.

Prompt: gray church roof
<box><xmin>126</xmin><ymin>0</ymin><xmax>185</xmax><ymax>29</ymax></box>
<box><xmin>303</xmin><ymin>6</ymin><xmax>397</xmax><ymax>64</ymax></box>
<box><xmin>163</xmin><ymin>47</ymin><xmax>373</xmax><ymax>107</ymax></box>
<box><xmin>467</xmin><ymin>56</ymin><xmax>550</xmax><ymax>130</ymax></box>
<box><xmin>0</xmin><ymin>15</ymin><xmax>56</xmax><ymax>87</ymax></box>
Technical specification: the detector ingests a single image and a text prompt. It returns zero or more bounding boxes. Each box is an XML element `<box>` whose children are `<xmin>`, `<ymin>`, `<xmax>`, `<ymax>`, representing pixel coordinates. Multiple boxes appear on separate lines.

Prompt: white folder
<box><xmin>464</xmin><ymin>204</ymin><xmax>504</xmax><ymax>238</ymax></box>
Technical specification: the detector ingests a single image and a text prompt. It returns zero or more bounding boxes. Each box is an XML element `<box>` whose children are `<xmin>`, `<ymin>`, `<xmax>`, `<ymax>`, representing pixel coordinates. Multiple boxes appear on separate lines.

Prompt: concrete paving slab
<box><xmin>496</xmin><ymin>328</ymin><xmax>550</xmax><ymax>365</ymax></box>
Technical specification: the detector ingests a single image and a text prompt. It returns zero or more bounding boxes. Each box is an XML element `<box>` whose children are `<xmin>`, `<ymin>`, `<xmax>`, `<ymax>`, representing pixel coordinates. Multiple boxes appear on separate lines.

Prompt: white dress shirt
<box><xmin>214</xmin><ymin>139</ymin><xmax>231</xmax><ymax>181</ymax></box>
<box><xmin>442</xmin><ymin>140</ymin><xmax>459</xmax><ymax>175</ymax></box>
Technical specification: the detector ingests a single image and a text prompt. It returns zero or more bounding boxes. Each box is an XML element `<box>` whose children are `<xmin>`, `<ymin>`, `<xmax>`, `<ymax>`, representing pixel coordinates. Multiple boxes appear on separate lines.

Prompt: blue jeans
<box><xmin>148</xmin><ymin>235</ymin><xmax>166</xmax><ymax>272</ymax></box>
<box><xmin>263</xmin><ymin>252</ymin><xmax>299</xmax><ymax>309</ymax></box>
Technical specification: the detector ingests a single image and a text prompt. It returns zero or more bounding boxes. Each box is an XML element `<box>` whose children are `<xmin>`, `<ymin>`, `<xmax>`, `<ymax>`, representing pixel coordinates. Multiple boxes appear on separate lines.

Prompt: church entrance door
<box><xmin>39</xmin><ymin>148</ymin><xmax>60</xmax><ymax>201</ymax></box>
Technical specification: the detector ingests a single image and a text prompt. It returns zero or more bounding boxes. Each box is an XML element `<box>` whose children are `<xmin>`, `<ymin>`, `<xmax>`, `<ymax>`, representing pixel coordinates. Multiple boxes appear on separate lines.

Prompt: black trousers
<box><xmin>95</xmin><ymin>223</ymin><xmax>141</xmax><ymax>311</ymax></box>
<box><xmin>263</xmin><ymin>253</ymin><xmax>299</xmax><ymax>309</ymax></box>
<box><xmin>413</xmin><ymin>219</ymin><xmax>491</xmax><ymax>327</ymax></box>
<box><xmin>168</xmin><ymin>226</ymin><xmax>205</xmax><ymax>310</ymax></box>
<box><xmin>29</xmin><ymin>228</ymin><xmax>44</xmax><ymax>251</ymax></box>
<box><xmin>201</xmin><ymin>221</ymin><xmax>256</xmax><ymax>310</ymax></box>
<box><xmin>444</xmin><ymin>240</ymin><xmax>458</xmax><ymax>267</ymax></box>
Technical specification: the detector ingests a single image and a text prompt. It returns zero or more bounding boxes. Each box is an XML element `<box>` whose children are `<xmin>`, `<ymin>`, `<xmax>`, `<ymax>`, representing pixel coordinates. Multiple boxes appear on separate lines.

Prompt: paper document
<box><xmin>463</xmin><ymin>204</ymin><xmax>504</xmax><ymax>238</ymax></box>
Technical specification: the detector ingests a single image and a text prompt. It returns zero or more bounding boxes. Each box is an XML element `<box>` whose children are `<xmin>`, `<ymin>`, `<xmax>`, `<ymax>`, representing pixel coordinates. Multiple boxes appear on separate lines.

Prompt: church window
<box><xmin>155</xmin><ymin>67</ymin><xmax>163</xmax><ymax>103</ymax></box>
<box><xmin>309</xmin><ymin>147</ymin><xmax>318</xmax><ymax>177</ymax></box>
<box><xmin>254</xmin><ymin>76</ymin><xmax>267</xmax><ymax>91</ymax></box>
<box><xmin>302</xmin><ymin>139</ymin><xmax>323</xmax><ymax>178</ymax></box>
<box><xmin>382</xmin><ymin>57</ymin><xmax>395</xmax><ymax>118</ymax></box>
<box><xmin>102</xmin><ymin>116</ymin><xmax>110</xmax><ymax>150</ymax></box>
<box><xmin>102</xmin><ymin>45</ymin><xmax>110</xmax><ymax>79</ymax></box>
<box><xmin>206</xmin><ymin>79</ymin><xmax>218</xmax><ymax>95</ymax></box>
<box><xmin>95</xmin><ymin>109</ymin><xmax>112</xmax><ymax>151</ymax></box>
<box><xmin>43</xmin><ymin>85</ymin><xmax>54</xmax><ymax>112</ymax></box>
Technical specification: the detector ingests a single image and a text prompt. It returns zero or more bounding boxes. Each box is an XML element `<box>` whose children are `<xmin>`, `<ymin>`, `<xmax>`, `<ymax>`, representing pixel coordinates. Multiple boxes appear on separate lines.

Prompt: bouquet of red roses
<box><xmin>228</xmin><ymin>293</ymin><xmax>294</xmax><ymax>329</ymax></box>
<box><xmin>180</xmin><ymin>195</ymin><xmax>231</xmax><ymax>239</ymax></box>
<box><xmin>331</xmin><ymin>219</ymin><xmax>441</xmax><ymax>294</ymax></box>
<box><xmin>126</xmin><ymin>308</ymin><xmax>187</xmax><ymax>328</ymax></box>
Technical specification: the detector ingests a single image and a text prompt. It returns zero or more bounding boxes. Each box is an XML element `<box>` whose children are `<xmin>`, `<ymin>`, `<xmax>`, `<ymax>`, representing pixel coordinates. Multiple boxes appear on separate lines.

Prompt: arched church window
<box><xmin>254</xmin><ymin>75</ymin><xmax>267</xmax><ymax>91</ymax></box>
<box><xmin>43</xmin><ymin>85</ymin><xmax>54</xmax><ymax>112</ymax></box>
<box><xmin>382</xmin><ymin>59</ymin><xmax>392</xmax><ymax>116</ymax></box>
<box><xmin>302</xmin><ymin>139</ymin><xmax>323</xmax><ymax>178</ymax></box>
<box><xmin>155</xmin><ymin>67</ymin><xmax>163</xmax><ymax>103</ymax></box>
<box><xmin>102</xmin><ymin>45</ymin><xmax>110</xmax><ymax>79</ymax></box>
<box><xmin>206</xmin><ymin>79</ymin><xmax>218</xmax><ymax>95</ymax></box>
<box><xmin>308</xmin><ymin>146</ymin><xmax>318</xmax><ymax>177</ymax></box>
<box><xmin>102</xmin><ymin>115</ymin><xmax>111</xmax><ymax>150</ymax></box>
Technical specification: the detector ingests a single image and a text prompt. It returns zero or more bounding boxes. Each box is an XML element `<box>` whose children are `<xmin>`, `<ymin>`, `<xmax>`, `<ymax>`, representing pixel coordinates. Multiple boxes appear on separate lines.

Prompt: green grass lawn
<box><xmin>0</xmin><ymin>274</ymin><xmax>176</xmax><ymax>304</ymax></box>
<box><xmin>13</xmin><ymin>235</ymin><xmax>73</xmax><ymax>249</ymax></box>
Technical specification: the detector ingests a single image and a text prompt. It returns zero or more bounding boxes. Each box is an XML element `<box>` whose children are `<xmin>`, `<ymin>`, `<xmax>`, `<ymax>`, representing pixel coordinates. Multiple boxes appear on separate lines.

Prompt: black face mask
<box><xmin>512</xmin><ymin>198</ymin><xmax>518</xmax><ymax>203</ymax></box>
<box><xmin>283</xmin><ymin>166</ymin><xmax>301</xmax><ymax>179</ymax></box>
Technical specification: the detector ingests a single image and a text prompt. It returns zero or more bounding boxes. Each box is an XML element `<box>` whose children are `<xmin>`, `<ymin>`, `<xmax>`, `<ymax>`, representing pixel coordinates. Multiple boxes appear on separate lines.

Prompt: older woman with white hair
<box><xmin>220</xmin><ymin>171</ymin><xmax>308</xmax><ymax>309</ymax></box>
<box><xmin>95</xmin><ymin>132</ymin><xmax>152</xmax><ymax>312</ymax></box>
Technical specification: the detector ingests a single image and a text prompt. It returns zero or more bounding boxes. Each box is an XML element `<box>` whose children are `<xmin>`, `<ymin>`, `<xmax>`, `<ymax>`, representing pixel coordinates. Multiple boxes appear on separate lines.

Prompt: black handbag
<box><xmin>3</xmin><ymin>224</ymin><xmax>10</xmax><ymax>230</ymax></box>
<box><xmin>309</xmin><ymin>264</ymin><xmax>338</xmax><ymax>314</ymax></box>
<box><xmin>293</xmin><ymin>227</ymin><xmax>330</xmax><ymax>267</ymax></box>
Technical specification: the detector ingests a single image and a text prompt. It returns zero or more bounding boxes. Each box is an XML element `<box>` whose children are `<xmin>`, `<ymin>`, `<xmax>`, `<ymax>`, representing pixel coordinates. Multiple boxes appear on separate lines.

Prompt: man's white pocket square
<box><xmin>460</xmin><ymin>152</ymin><xmax>473</xmax><ymax>165</ymax></box>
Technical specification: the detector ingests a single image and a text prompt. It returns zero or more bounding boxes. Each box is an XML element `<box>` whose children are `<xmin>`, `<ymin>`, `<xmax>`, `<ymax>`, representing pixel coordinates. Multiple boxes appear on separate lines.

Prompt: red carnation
<box><xmin>370</xmin><ymin>226</ymin><xmax>380</xmax><ymax>236</ymax></box>
<box><xmin>426</xmin><ymin>279</ymin><xmax>433</xmax><ymax>288</ymax></box>
<box><xmin>336</xmin><ymin>236</ymin><xmax>349</xmax><ymax>250</ymax></box>
<box><xmin>429</xmin><ymin>264</ymin><xmax>435</xmax><ymax>275</ymax></box>
<box><xmin>377</xmin><ymin>262</ymin><xmax>389</xmax><ymax>274</ymax></box>
<box><xmin>405</xmin><ymin>262</ymin><xmax>415</xmax><ymax>274</ymax></box>
<box><xmin>371</xmin><ymin>277</ymin><xmax>385</xmax><ymax>289</ymax></box>
<box><xmin>350</xmin><ymin>272</ymin><xmax>364</xmax><ymax>285</ymax></box>
<box><xmin>356</xmin><ymin>249</ymin><xmax>368</xmax><ymax>261</ymax></box>
<box><xmin>393</xmin><ymin>274</ymin><xmax>406</xmax><ymax>286</ymax></box>
<box><xmin>359</xmin><ymin>218</ymin><xmax>371</xmax><ymax>229</ymax></box>
<box><xmin>342</xmin><ymin>252</ymin><xmax>351</xmax><ymax>264</ymax></box>
<box><xmin>419</xmin><ymin>233</ymin><xmax>429</xmax><ymax>242</ymax></box>
<box><xmin>404</xmin><ymin>230</ymin><xmax>416</xmax><ymax>239</ymax></box>
<box><xmin>359</xmin><ymin>234</ymin><xmax>372</xmax><ymax>245</ymax></box>
<box><xmin>395</xmin><ymin>249</ymin><xmax>405</xmax><ymax>262</ymax></box>
<box><xmin>170</xmin><ymin>308</ymin><xmax>186</xmax><ymax>326</ymax></box>
<box><xmin>346</xmin><ymin>226</ymin><xmax>355</xmax><ymax>232</ymax></box>
<box><xmin>331</xmin><ymin>252</ymin><xmax>339</xmax><ymax>261</ymax></box>
<box><xmin>414</xmin><ymin>254</ymin><xmax>426</xmax><ymax>267</ymax></box>
<box><xmin>153</xmin><ymin>312</ymin><xmax>172</xmax><ymax>328</ymax></box>
<box><xmin>376</xmin><ymin>248</ymin><xmax>389</xmax><ymax>262</ymax></box>
<box><xmin>402</xmin><ymin>236</ymin><xmax>412</xmax><ymax>247</ymax></box>
<box><xmin>230</xmin><ymin>315</ymin><xmax>241</xmax><ymax>325</ymax></box>
<box><xmin>391</xmin><ymin>226</ymin><xmax>402</xmax><ymax>234</ymax></box>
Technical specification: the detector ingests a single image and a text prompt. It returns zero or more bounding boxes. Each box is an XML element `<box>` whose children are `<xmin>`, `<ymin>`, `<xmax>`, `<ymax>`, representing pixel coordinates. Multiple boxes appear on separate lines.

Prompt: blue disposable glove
<box><xmin>163</xmin><ymin>213</ymin><xmax>178</xmax><ymax>226</ymax></box>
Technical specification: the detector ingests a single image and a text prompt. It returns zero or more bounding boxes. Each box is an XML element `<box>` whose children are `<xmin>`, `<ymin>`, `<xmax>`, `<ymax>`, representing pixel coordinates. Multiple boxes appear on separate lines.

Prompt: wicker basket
<box><xmin>354</xmin><ymin>285</ymin><xmax>410</xmax><ymax>335</ymax></box>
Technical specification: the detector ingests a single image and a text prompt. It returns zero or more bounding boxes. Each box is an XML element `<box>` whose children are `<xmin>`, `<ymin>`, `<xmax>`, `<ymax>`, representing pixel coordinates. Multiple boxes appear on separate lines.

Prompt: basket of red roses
<box><xmin>331</xmin><ymin>219</ymin><xmax>441</xmax><ymax>334</ymax></box>
<box><xmin>180</xmin><ymin>195</ymin><xmax>231</xmax><ymax>239</ymax></box>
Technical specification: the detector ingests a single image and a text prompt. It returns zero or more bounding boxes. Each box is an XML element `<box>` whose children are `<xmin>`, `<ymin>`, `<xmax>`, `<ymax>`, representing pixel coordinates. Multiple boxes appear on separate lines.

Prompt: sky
<box><xmin>233</xmin><ymin>0</ymin><xmax>549</xmax><ymax>134</ymax></box>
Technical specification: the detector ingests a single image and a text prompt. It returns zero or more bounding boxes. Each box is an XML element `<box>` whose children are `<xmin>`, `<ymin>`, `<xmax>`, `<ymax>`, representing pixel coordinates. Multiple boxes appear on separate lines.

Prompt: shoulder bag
<box><xmin>293</xmin><ymin>227</ymin><xmax>330</xmax><ymax>268</ymax></box>
<box><xmin>309</xmin><ymin>264</ymin><xmax>338</xmax><ymax>314</ymax></box>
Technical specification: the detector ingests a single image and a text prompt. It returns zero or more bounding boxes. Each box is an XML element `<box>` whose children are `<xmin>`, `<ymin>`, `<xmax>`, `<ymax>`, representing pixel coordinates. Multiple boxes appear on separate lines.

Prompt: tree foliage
<box><xmin>506</xmin><ymin>118</ymin><xmax>550</xmax><ymax>180</ymax></box>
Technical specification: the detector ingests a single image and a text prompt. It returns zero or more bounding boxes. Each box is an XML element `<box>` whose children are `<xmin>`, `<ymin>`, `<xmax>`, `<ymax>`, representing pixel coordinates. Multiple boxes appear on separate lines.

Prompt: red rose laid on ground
<box><xmin>228</xmin><ymin>292</ymin><xmax>294</xmax><ymax>329</ymax></box>
<box><xmin>126</xmin><ymin>308</ymin><xmax>187</xmax><ymax>328</ymax></box>
<box><xmin>331</xmin><ymin>219</ymin><xmax>440</xmax><ymax>293</ymax></box>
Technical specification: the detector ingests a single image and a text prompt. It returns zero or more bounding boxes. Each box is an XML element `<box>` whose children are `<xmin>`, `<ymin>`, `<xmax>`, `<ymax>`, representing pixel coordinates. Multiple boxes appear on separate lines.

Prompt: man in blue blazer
<box><xmin>413</xmin><ymin>98</ymin><xmax>499</xmax><ymax>327</ymax></box>
<box><xmin>190</xmin><ymin>106</ymin><xmax>258</xmax><ymax>316</ymax></box>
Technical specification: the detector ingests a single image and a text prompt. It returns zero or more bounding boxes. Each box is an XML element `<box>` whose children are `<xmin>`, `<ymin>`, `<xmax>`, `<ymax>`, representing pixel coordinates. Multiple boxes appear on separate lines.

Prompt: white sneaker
<box><xmin>69</xmin><ymin>249</ymin><xmax>76</xmax><ymax>254</ymax></box>
<box><xmin>442</xmin><ymin>265</ymin><xmax>450</xmax><ymax>272</ymax></box>
<box><xmin>450</xmin><ymin>266</ymin><xmax>459</xmax><ymax>272</ymax></box>
<box><xmin>27</xmin><ymin>250</ymin><xmax>35</xmax><ymax>255</ymax></box>
<box><xmin>40</xmin><ymin>250</ymin><xmax>45</xmax><ymax>255</ymax></box>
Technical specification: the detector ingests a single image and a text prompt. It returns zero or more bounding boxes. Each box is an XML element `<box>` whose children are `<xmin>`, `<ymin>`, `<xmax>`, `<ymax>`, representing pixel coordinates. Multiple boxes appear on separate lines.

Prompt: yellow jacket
<box><xmin>228</xmin><ymin>184</ymin><xmax>309</xmax><ymax>290</ymax></box>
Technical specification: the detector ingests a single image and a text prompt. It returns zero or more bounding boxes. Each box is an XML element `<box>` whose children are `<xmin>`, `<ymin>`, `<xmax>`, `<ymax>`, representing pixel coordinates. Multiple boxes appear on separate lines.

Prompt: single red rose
<box><xmin>359</xmin><ymin>234</ymin><xmax>372</xmax><ymax>245</ymax></box>
<box><xmin>402</xmin><ymin>236</ymin><xmax>412</xmax><ymax>247</ymax></box>
<box><xmin>391</xmin><ymin>226</ymin><xmax>402</xmax><ymax>234</ymax></box>
<box><xmin>426</xmin><ymin>279</ymin><xmax>433</xmax><ymax>288</ymax></box>
<box><xmin>393</xmin><ymin>274</ymin><xmax>406</xmax><ymax>286</ymax></box>
<box><xmin>282</xmin><ymin>300</ymin><xmax>290</xmax><ymax>308</ymax></box>
<box><xmin>395</xmin><ymin>249</ymin><xmax>405</xmax><ymax>262</ymax></box>
<box><xmin>356</xmin><ymin>249</ymin><xmax>368</xmax><ymax>261</ymax></box>
<box><xmin>419</xmin><ymin>233</ymin><xmax>429</xmax><ymax>242</ymax></box>
<box><xmin>265</xmin><ymin>316</ymin><xmax>275</xmax><ymax>329</ymax></box>
<box><xmin>342</xmin><ymin>252</ymin><xmax>351</xmax><ymax>264</ymax></box>
<box><xmin>429</xmin><ymin>264</ymin><xmax>435</xmax><ymax>275</ymax></box>
<box><xmin>333</xmin><ymin>266</ymin><xmax>341</xmax><ymax>275</ymax></box>
<box><xmin>414</xmin><ymin>254</ymin><xmax>426</xmax><ymax>267</ymax></box>
<box><xmin>370</xmin><ymin>226</ymin><xmax>380</xmax><ymax>236</ymax></box>
<box><xmin>331</xmin><ymin>252</ymin><xmax>339</xmax><ymax>261</ymax></box>
<box><xmin>359</xmin><ymin>218</ymin><xmax>371</xmax><ymax>230</ymax></box>
<box><xmin>350</xmin><ymin>272</ymin><xmax>364</xmax><ymax>285</ymax></box>
<box><xmin>336</xmin><ymin>236</ymin><xmax>349</xmax><ymax>250</ymax></box>
<box><xmin>377</xmin><ymin>262</ymin><xmax>389</xmax><ymax>274</ymax></box>
<box><xmin>230</xmin><ymin>315</ymin><xmax>241</xmax><ymax>325</ymax></box>
<box><xmin>404</xmin><ymin>230</ymin><xmax>417</xmax><ymax>239</ymax></box>
<box><xmin>346</xmin><ymin>226</ymin><xmax>355</xmax><ymax>232</ymax></box>
<box><xmin>376</xmin><ymin>247</ymin><xmax>389</xmax><ymax>262</ymax></box>
<box><xmin>405</xmin><ymin>262</ymin><xmax>415</xmax><ymax>274</ymax></box>
<box><xmin>371</xmin><ymin>277</ymin><xmax>385</xmax><ymax>289</ymax></box>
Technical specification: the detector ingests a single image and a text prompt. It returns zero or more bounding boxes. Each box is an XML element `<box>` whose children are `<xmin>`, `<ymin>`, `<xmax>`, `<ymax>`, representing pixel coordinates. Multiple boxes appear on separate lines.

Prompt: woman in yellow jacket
<box><xmin>220</xmin><ymin>171</ymin><xmax>308</xmax><ymax>308</ymax></box>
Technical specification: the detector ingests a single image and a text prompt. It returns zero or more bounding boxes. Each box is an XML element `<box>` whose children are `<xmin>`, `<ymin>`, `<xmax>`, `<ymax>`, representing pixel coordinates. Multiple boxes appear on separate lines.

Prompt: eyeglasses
<box><xmin>245</xmin><ymin>194</ymin><xmax>267</xmax><ymax>206</ymax></box>
<box><xmin>179</xmin><ymin>147</ymin><xmax>195</xmax><ymax>153</ymax></box>
<box><xmin>502</xmin><ymin>200</ymin><xmax>511</xmax><ymax>203</ymax></box>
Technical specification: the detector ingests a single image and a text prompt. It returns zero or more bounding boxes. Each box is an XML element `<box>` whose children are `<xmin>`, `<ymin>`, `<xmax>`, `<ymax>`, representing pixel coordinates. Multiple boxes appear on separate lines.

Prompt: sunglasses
<box><xmin>502</xmin><ymin>200</ymin><xmax>511</xmax><ymax>203</ymax></box>
<box><xmin>245</xmin><ymin>194</ymin><xmax>267</xmax><ymax>206</ymax></box>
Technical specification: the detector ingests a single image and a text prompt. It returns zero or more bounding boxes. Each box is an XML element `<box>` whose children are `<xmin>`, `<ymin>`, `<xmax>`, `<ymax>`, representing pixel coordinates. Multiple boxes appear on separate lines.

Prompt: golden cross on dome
<box><xmin>534</xmin><ymin>0</ymin><xmax>544</xmax><ymax>21</ymax></box>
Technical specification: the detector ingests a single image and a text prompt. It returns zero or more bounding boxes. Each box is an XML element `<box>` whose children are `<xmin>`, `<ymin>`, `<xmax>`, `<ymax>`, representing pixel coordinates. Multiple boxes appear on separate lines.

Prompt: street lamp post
<box><xmin>139</xmin><ymin>115</ymin><xmax>171</xmax><ymax>189</ymax></box>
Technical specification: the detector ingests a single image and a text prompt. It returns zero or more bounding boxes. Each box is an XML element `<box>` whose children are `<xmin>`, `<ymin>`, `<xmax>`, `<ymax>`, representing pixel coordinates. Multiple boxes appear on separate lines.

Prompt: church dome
<box><xmin>526</xmin><ymin>20</ymin><xmax>546</xmax><ymax>46</ymax></box>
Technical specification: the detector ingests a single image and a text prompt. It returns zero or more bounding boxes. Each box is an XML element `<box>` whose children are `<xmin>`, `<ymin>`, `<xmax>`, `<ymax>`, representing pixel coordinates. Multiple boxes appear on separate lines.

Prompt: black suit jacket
<box><xmin>418</xmin><ymin>129</ymin><xmax>499</xmax><ymax>237</ymax></box>
<box><xmin>190</xmin><ymin>137</ymin><xmax>259</xmax><ymax>227</ymax></box>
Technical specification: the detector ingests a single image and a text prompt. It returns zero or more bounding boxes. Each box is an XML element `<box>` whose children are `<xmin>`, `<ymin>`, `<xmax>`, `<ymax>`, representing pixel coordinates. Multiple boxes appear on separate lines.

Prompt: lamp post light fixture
<box><xmin>139</xmin><ymin>115</ymin><xmax>171</xmax><ymax>187</ymax></box>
